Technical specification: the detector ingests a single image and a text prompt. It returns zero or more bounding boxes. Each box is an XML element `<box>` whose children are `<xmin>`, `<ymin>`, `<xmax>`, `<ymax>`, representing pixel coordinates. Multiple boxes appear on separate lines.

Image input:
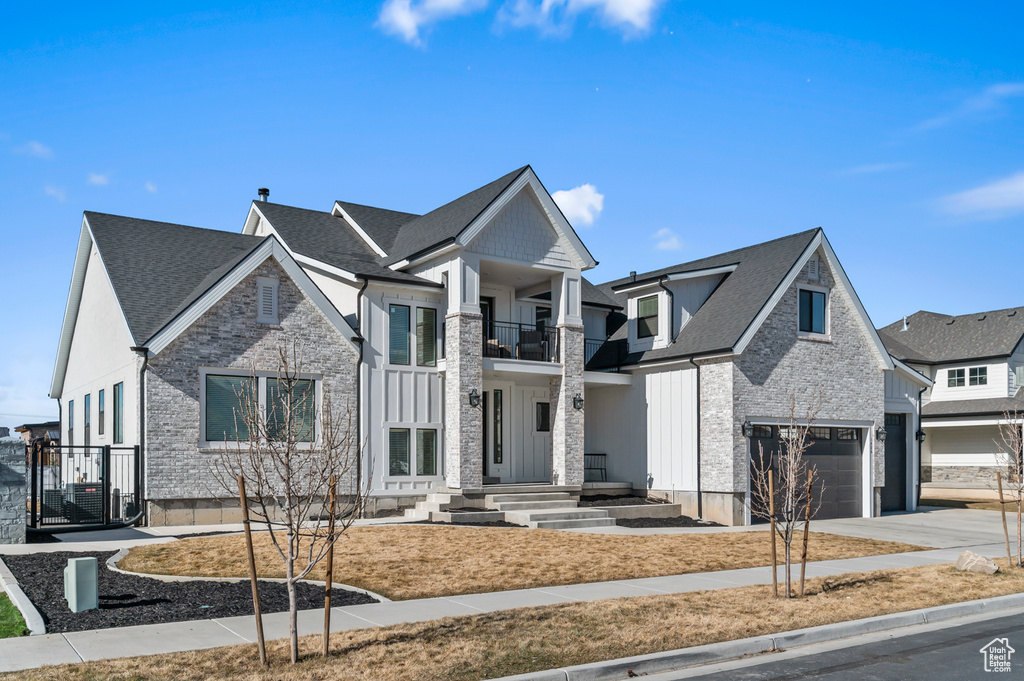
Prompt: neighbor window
<box><xmin>798</xmin><ymin>289</ymin><xmax>827</xmax><ymax>335</ymax></box>
<box><xmin>637</xmin><ymin>295</ymin><xmax>658</xmax><ymax>338</ymax></box>
<box><xmin>266</xmin><ymin>378</ymin><xmax>315</xmax><ymax>442</ymax></box>
<box><xmin>113</xmin><ymin>383</ymin><xmax>124</xmax><ymax>444</ymax></box>
<box><xmin>416</xmin><ymin>308</ymin><xmax>437</xmax><ymax>367</ymax></box>
<box><xmin>205</xmin><ymin>375</ymin><xmax>255</xmax><ymax>442</ymax></box>
<box><xmin>389</xmin><ymin>304</ymin><xmax>411</xmax><ymax>365</ymax></box>
<box><xmin>948</xmin><ymin>368</ymin><xmax>965</xmax><ymax>388</ymax></box>
<box><xmin>98</xmin><ymin>389</ymin><xmax>105</xmax><ymax>436</ymax></box>
<box><xmin>84</xmin><ymin>393</ymin><xmax>91</xmax><ymax>446</ymax></box>
<box><xmin>389</xmin><ymin>428</ymin><xmax>410</xmax><ymax>476</ymax></box>
<box><xmin>970</xmin><ymin>367</ymin><xmax>988</xmax><ymax>386</ymax></box>
<box><xmin>416</xmin><ymin>429</ymin><xmax>437</xmax><ymax>476</ymax></box>
<box><xmin>68</xmin><ymin>400</ymin><xmax>74</xmax><ymax>446</ymax></box>
<box><xmin>536</xmin><ymin>401</ymin><xmax>551</xmax><ymax>433</ymax></box>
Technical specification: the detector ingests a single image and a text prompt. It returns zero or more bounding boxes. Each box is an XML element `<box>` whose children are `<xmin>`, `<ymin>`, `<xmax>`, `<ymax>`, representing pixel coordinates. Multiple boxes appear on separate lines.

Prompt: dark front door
<box><xmin>882</xmin><ymin>413</ymin><xmax>908</xmax><ymax>512</ymax></box>
<box><xmin>750</xmin><ymin>426</ymin><xmax>863</xmax><ymax>521</ymax></box>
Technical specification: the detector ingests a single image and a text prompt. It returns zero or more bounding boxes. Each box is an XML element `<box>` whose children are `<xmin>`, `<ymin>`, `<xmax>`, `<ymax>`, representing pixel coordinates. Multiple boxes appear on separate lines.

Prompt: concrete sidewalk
<box><xmin>0</xmin><ymin>541</ymin><xmax>1004</xmax><ymax>673</ymax></box>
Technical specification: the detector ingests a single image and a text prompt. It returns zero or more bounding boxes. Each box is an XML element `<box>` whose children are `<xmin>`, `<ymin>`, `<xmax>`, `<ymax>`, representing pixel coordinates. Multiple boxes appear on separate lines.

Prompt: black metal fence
<box><xmin>29</xmin><ymin>444</ymin><xmax>142</xmax><ymax>528</ymax></box>
<box><xmin>483</xmin><ymin>320</ymin><xmax>559</xmax><ymax>362</ymax></box>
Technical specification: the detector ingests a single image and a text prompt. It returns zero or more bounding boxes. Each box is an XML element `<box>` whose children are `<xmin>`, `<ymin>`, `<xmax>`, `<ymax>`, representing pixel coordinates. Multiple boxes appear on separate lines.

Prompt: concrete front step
<box><xmin>484</xmin><ymin>492</ymin><xmax>571</xmax><ymax>504</ymax></box>
<box><xmin>403</xmin><ymin>508</ymin><xmax>432</xmax><ymax>520</ymax></box>
<box><xmin>502</xmin><ymin>508</ymin><xmax>610</xmax><ymax>524</ymax></box>
<box><xmin>455</xmin><ymin>484</ymin><xmax>582</xmax><ymax>495</ymax></box>
<box><xmin>414</xmin><ymin>501</ymin><xmax>448</xmax><ymax>512</ymax></box>
<box><xmin>491</xmin><ymin>500</ymin><xmax>578</xmax><ymax>512</ymax></box>
<box><xmin>533</xmin><ymin>517</ymin><xmax>618</xmax><ymax>530</ymax></box>
<box><xmin>581</xmin><ymin>482</ymin><xmax>634</xmax><ymax>496</ymax></box>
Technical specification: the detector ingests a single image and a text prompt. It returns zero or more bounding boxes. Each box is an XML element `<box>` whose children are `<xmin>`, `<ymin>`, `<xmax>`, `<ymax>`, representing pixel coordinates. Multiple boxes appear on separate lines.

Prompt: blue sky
<box><xmin>2</xmin><ymin>1</ymin><xmax>1023</xmax><ymax>429</ymax></box>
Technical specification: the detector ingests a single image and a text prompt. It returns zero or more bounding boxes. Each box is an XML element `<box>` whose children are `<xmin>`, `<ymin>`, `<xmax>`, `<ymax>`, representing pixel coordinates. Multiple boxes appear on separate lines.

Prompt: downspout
<box><xmin>354</xmin><ymin>279</ymin><xmax>370</xmax><ymax>512</ymax></box>
<box><xmin>130</xmin><ymin>346</ymin><xmax>149</xmax><ymax>525</ymax></box>
<box><xmin>658</xmin><ymin>277</ymin><xmax>675</xmax><ymax>344</ymax></box>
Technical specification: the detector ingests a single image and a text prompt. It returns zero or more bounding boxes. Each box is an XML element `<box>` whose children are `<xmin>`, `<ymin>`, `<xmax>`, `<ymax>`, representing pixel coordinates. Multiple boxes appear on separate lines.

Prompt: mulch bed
<box><xmin>578</xmin><ymin>495</ymin><xmax>669</xmax><ymax>508</ymax></box>
<box><xmin>4</xmin><ymin>551</ymin><xmax>377</xmax><ymax>633</ymax></box>
<box><xmin>615</xmin><ymin>516</ymin><xmax>722</xmax><ymax>528</ymax></box>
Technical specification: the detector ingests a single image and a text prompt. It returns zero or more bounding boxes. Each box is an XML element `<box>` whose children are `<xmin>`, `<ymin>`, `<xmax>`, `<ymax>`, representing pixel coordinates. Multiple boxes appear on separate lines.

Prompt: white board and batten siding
<box><xmin>585</xmin><ymin>367</ymin><xmax>698</xmax><ymax>493</ymax></box>
<box><xmin>884</xmin><ymin>370</ymin><xmax>922</xmax><ymax>414</ymax></box>
<box><xmin>929</xmin><ymin>360</ymin><xmax>1011</xmax><ymax>402</ymax></box>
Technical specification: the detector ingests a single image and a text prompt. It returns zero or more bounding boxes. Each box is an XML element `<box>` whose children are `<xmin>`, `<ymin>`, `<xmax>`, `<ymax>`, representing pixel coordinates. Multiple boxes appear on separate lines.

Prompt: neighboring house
<box><xmin>878</xmin><ymin>309</ymin><xmax>1024</xmax><ymax>492</ymax></box>
<box><xmin>15</xmin><ymin>421</ymin><xmax>60</xmax><ymax>447</ymax></box>
<box><xmin>51</xmin><ymin>166</ymin><xmax>920</xmax><ymax>526</ymax></box>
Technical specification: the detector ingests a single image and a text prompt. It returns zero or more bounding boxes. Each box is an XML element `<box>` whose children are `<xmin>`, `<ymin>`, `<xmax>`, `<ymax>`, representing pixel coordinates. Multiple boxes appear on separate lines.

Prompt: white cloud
<box><xmin>87</xmin><ymin>172</ymin><xmax>109</xmax><ymax>186</ymax></box>
<box><xmin>941</xmin><ymin>171</ymin><xmax>1024</xmax><ymax>220</ymax></box>
<box><xmin>843</xmin><ymin>162</ymin><xmax>910</xmax><ymax>175</ymax></box>
<box><xmin>501</xmin><ymin>0</ymin><xmax>664</xmax><ymax>36</ymax></box>
<box><xmin>552</xmin><ymin>183</ymin><xmax>604</xmax><ymax>226</ymax></box>
<box><xmin>14</xmin><ymin>140</ymin><xmax>53</xmax><ymax>159</ymax></box>
<box><xmin>145</xmin><ymin>181</ymin><xmax>158</xmax><ymax>193</ymax></box>
<box><xmin>920</xmin><ymin>82</ymin><xmax>1024</xmax><ymax>130</ymax></box>
<box><xmin>44</xmin><ymin>186</ymin><xmax>65</xmax><ymax>202</ymax></box>
<box><xmin>652</xmin><ymin>227</ymin><xmax>681</xmax><ymax>250</ymax></box>
<box><xmin>378</xmin><ymin>0</ymin><xmax>487</xmax><ymax>45</ymax></box>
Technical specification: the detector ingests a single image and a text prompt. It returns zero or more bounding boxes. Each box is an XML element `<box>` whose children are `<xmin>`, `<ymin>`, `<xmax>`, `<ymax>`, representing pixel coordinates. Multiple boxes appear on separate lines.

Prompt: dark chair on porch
<box><xmin>516</xmin><ymin>330</ymin><xmax>547</xmax><ymax>361</ymax></box>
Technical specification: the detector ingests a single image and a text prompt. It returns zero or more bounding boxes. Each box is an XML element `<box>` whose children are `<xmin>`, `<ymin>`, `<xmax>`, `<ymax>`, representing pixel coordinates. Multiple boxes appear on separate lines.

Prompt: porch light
<box><xmin>468</xmin><ymin>389</ymin><xmax>481</xmax><ymax>408</ymax></box>
<box><xmin>572</xmin><ymin>393</ymin><xmax>584</xmax><ymax>410</ymax></box>
<box><xmin>742</xmin><ymin>422</ymin><xmax>755</xmax><ymax>438</ymax></box>
<box><xmin>916</xmin><ymin>430</ymin><xmax>927</xmax><ymax>443</ymax></box>
<box><xmin>876</xmin><ymin>427</ymin><xmax>887</xmax><ymax>442</ymax></box>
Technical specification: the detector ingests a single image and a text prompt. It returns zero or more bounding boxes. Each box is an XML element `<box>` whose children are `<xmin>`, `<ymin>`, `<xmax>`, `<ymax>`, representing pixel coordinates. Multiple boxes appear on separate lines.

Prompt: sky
<box><xmin>2</xmin><ymin>1</ymin><xmax>1023</xmax><ymax>431</ymax></box>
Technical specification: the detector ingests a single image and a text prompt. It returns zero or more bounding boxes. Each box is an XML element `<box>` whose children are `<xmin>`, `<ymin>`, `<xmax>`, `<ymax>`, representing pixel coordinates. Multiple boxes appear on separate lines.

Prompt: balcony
<box><xmin>484</xmin><ymin>320</ymin><xmax>559</xmax><ymax>363</ymax></box>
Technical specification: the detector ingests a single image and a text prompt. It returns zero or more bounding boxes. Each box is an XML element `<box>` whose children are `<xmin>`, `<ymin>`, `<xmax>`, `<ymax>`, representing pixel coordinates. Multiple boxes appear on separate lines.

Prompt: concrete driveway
<box><xmin>811</xmin><ymin>507</ymin><xmax>1010</xmax><ymax>549</ymax></box>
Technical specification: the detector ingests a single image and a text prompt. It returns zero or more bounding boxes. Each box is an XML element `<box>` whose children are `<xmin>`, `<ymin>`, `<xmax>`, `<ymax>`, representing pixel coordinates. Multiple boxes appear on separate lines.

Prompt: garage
<box><xmin>749</xmin><ymin>425</ymin><xmax>863</xmax><ymax>520</ymax></box>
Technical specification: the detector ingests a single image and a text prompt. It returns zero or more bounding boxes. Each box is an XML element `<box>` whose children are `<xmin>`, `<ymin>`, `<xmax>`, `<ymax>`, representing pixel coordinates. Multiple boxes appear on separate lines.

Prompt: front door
<box><xmin>882</xmin><ymin>413</ymin><xmax>908</xmax><ymax>512</ymax></box>
<box><xmin>483</xmin><ymin>381</ymin><xmax>512</xmax><ymax>481</ymax></box>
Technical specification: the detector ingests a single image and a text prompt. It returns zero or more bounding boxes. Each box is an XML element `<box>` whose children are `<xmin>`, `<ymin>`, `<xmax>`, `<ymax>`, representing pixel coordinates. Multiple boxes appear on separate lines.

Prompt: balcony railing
<box><xmin>484</xmin><ymin>320</ymin><xmax>559</xmax><ymax>363</ymax></box>
<box><xmin>584</xmin><ymin>338</ymin><xmax>605</xmax><ymax>365</ymax></box>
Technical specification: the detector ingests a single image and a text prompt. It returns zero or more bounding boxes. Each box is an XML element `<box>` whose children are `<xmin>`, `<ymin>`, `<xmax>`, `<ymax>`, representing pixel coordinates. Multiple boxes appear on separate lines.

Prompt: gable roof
<box><xmin>251</xmin><ymin>202</ymin><xmax>439</xmax><ymax>287</ymax></box>
<box><xmin>382</xmin><ymin>167</ymin><xmax>530</xmax><ymax>265</ymax></box>
<box><xmin>332</xmin><ymin>201</ymin><xmax>421</xmax><ymax>254</ymax></box>
<box><xmin>878</xmin><ymin>308</ymin><xmax>1024</xmax><ymax>365</ymax></box>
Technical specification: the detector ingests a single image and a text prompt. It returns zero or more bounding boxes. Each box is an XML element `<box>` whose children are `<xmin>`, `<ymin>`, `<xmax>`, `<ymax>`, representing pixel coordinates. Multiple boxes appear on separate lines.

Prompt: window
<box><xmin>68</xmin><ymin>400</ymin><xmax>74</xmax><ymax>446</ymax></box>
<box><xmin>798</xmin><ymin>289</ymin><xmax>827</xmax><ymax>335</ymax></box>
<box><xmin>637</xmin><ymin>295</ymin><xmax>658</xmax><ymax>338</ymax></box>
<box><xmin>750</xmin><ymin>424</ymin><xmax>773</xmax><ymax>439</ymax></box>
<box><xmin>535</xmin><ymin>307</ymin><xmax>551</xmax><ymax>332</ymax></box>
<box><xmin>389</xmin><ymin>428</ymin><xmax>410</xmax><ymax>476</ymax></box>
<box><xmin>205</xmin><ymin>375</ymin><xmax>255</xmax><ymax>441</ymax></box>
<box><xmin>1016</xmin><ymin>366</ymin><xmax>1024</xmax><ymax>390</ymax></box>
<box><xmin>98</xmin><ymin>389</ymin><xmax>105</xmax><ymax>436</ymax></box>
<box><xmin>492</xmin><ymin>389</ymin><xmax>502</xmax><ymax>464</ymax></box>
<box><xmin>947</xmin><ymin>368</ymin><xmax>965</xmax><ymax>388</ymax></box>
<box><xmin>84</xmin><ymin>393</ymin><xmax>91</xmax><ymax>446</ymax></box>
<box><xmin>416</xmin><ymin>429</ymin><xmax>437</xmax><ymax>476</ymax></box>
<box><xmin>416</xmin><ymin>308</ymin><xmax>437</xmax><ymax>367</ymax></box>
<box><xmin>389</xmin><ymin>304</ymin><xmax>410</xmax><ymax>365</ymax></box>
<box><xmin>256</xmin><ymin>277</ymin><xmax>279</xmax><ymax>324</ymax></box>
<box><xmin>970</xmin><ymin>367</ymin><xmax>988</xmax><ymax>386</ymax></box>
<box><xmin>536</xmin><ymin>401</ymin><xmax>551</xmax><ymax>433</ymax></box>
<box><xmin>113</xmin><ymin>383</ymin><xmax>124</xmax><ymax>444</ymax></box>
<box><xmin>266</xmin><ymin>378</ymin><xmax>315</xmax><ymax>442</ymax></box>
<box><xmin>837</xmin><ymin>428</ymin><xmax>859</xmax><ymax>441</ymax></box>
<box><xmin>808</xmin><ymin>426</ymin><xmax>831</xmax><ymax>440</ymax></box>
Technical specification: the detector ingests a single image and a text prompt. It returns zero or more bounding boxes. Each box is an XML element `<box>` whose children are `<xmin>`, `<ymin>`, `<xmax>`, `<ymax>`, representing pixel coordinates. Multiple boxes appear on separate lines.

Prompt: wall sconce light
<box><xmin>572</xmin><ymin>393</ymin><xmax>584</xmax><ymax>410</ymax></box>
<box><xmin>916</xmin><ymin>430</ymin><xmax>927</xmax><ymax>443</ymax></box>
<box><xmin>876</xmin><ymin>427</ymin><xmax>887</xmax><ymax>442</ymax></box>
<box><xmin>742</xmin><ymin>422</ymin><xmax>755</xmax><ymax>438</ymax></box>
<box><xmin>469</xmin><ymin>388</ymin><xmax>480</xmax><ymax>408</ymax></box>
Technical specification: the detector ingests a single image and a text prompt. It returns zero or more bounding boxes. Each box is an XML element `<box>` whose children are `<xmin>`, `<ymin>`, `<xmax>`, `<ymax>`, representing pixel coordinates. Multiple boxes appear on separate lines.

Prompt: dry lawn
<box><xmin>9</xmin><ymin>562</ymin><xmax>1024</xmax><ymax>681</ymax></box>
<box><xmin>119</xmin><ymin>525</ymin><xmax>922</xmax><ymax>600</ymax></box>
<box><xmin>921</xmin><ymin>498</ymin><xmax>1011</xmax><ymax>512</ymax></box>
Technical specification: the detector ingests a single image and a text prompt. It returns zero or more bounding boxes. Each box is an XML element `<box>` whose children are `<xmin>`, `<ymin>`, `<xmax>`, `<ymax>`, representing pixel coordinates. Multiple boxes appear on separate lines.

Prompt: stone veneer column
<box><xmin>550</xmin><ymin>324</ymin><xmax>585</xmax><ymax>486</ymax></box>
<box><xmin>444</xmin><ymin>312</ymin><xmax>483</xmax><ymax>489</ymax></box>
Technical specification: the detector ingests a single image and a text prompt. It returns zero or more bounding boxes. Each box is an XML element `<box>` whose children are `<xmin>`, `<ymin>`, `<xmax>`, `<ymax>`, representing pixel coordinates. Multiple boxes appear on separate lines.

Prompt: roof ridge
<box><xmin>84</xmin><ymin>210</ymin><xmax>251</xmax><ymax>238</ymax></box>
<box><xmin>333</xmin><ymin>200</ymin><xmax>421</xmax><ymax>219</ymax></box>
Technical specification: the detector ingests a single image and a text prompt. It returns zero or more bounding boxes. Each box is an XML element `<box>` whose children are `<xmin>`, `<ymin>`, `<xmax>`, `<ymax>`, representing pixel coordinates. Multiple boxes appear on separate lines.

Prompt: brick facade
<box><xmin>550</xmin><ymin>324</ymin><xmax>585</xmax><ymax>486</ymax></box>
<box><xmin>444</xmin><ymin>312</ymin><xmax>483</xmax><ymax>489</ymax></box>
<box><xmin>144</xmin><ymin>257</ymin><xmax>359</xmax><ymax>525</ymax></box>
<box><xmin>0</xmin><ymin>438</ymin><xmax>26</xmax><ymax>544</ymax></box>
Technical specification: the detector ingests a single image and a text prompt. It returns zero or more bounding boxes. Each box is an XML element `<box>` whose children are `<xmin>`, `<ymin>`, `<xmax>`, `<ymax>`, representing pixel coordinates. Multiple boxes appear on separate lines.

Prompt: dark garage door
<box><xmin>749</xmin><ymin>425</ymin><xmax>863</xmax><ymax>520</ymax></box>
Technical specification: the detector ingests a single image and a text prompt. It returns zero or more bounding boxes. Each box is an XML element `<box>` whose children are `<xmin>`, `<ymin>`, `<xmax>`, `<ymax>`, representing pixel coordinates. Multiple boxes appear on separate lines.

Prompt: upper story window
<box><xmin>113</xmin><ymin>383</ymin><xmax>124</xmax><ymax>444</ymax></box>
<box><xmin>1015</xmin><ymin>366</ymin><xmax>1024</xmax><ymax>390</ymax></box>
<box><xmin>416</xmin><ymin>308</ymin><xmax>437</xmax><ymax>367</ymax></box>
<box><xmin>389</xmin><ymin>303</ymin><xmax>439</xmax><ymax>367</ymax></box>
<box><xmin>389</xmin><ymin>304</ymin><xmax>411</xmax><ymax>364</ymax></box>
<box><xmin>98</xmin><ymin>389</ymin><xmax>105</xmax><ymax>436</ymax></box>
<box><xmin>256</xmin><ymin>277</ymin><xmax>279</xmax><ymax>325</ymax></box>
<box><xmin>948</xmin><ymin>368</ymin><xmax>965</xmax><ymax>387</ymax></box>
<box><xmin>68</xmin><ymin>399</ymin><xmax>74</xmax><ymax>446</ymax></box>
<box><xmin>637</xmin><ymin>295</ymin><xmax>659</xmax><ymax>339</ymax></box>
<box><xmin>84</xmin><ymin>393</ymin><xmax>91</xmax><ymax>446</ymax></box>
<box><xmin>535</xmin><ymin>306</ymin><xmax>551</xmax><ymax>332</ymax></box>
<box><xmin>970</xmin><ymin>367</ymin><xmax>988</xmax><ymax>386</ymax></box>
<box><xmin>798</xmin><ymin>288</ymin><xmax>827</xmax><ymax>336</ymax></box>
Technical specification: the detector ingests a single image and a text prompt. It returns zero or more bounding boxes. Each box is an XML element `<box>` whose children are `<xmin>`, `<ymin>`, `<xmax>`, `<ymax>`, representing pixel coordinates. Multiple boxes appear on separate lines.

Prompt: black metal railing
<box><xmin>483</xmin><ymin>320</ymin><xmax>560</xmax><ymax>363</ymax></box>
<box><xmin>584</xmin><ymin>338</ymin><xmax>605</xmax><ymax>365</ymax></box>
<box><xmin>29</xmin><ymin>444</ymin><xmax>142</xmax><ymax>528</ymax></box>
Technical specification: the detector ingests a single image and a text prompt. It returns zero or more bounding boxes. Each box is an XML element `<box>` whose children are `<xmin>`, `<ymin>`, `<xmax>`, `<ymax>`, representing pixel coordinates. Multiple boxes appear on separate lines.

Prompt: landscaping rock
<box><xmin>955</xmin><ymin>550</ymin><xmax>999</xmax><ymax>575</ymax></box>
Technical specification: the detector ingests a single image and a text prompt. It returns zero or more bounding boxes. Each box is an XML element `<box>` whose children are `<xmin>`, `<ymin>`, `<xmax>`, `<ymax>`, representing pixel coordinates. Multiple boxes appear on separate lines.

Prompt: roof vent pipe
<box><xmin>258</xmin><ymin>188</ymin><xmax>270</xmax><ymax>202</ymax></box>
<box><xmin>902</xmin><ymin>316</ymin><xmax>908</xmax><ymax>331</ymax></box>
<box><xmin>630</xmin><ymin>271</ymin><xmax>636</xmax><ymax>282</ymax></box>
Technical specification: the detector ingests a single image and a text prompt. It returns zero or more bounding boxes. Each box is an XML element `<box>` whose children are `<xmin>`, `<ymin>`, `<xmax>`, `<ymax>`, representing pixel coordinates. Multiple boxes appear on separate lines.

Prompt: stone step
<box><xmin>532</xmin><ymin>517</ymin><xmax>618</xmax><ymax>530</ymax></box>
<box><xmin>484</xmin><ymin>492</ymin><xmax>572</xmax><ymax>504</ymax></box>
<box><xmin>502</xmin><ymin>508</ymin><xmax>610</xmax><ymax>524</ymax></box>
<box><xmin>403</xmin><ymin>508</ymin><xmax>431</xmax><ymax>520</ymax></box>
<box><xmin>491</xmin><ymin>500</ymin><xmax>578</xmax><ymax>512</ymax></box>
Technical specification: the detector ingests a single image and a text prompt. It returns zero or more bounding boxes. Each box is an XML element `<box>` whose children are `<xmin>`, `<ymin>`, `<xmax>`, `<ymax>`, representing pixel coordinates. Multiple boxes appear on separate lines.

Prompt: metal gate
<box><xmin>29</xmin><ymin>444</ymin><xmax>142</xmax><ymax>528</ymax></box>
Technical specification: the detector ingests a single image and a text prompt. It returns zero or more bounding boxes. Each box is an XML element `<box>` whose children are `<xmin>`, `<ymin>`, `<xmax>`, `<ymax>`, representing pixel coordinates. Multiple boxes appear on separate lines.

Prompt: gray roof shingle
<box><xmin>588</xmin><ymin>229</ymin><xmax>820</xmax><ymax>369</ymax></box>
<box><xmin>922</xmin><ymin>393</ymin><xmax>1024</xmax><ymax>418</ymax></box>
<box><xmin>332</xmin><ymin>201</ymin><xmax>421</xmax><ymax>253</ymax></box>
<box><xmin>878</xmin><ymin>308</ymin><xmax>1024</xmax><ymax>364</ymax></box>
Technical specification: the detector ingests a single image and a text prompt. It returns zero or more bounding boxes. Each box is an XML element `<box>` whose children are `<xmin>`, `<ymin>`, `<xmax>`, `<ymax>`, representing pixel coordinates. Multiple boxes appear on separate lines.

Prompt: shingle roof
<box><xmin>923</xmin><ymin>393</ymin><xmax>1024</xmax><ymax>418</ymax></box>
<box><xmin>253</xmin><ymin>202</ymin><xmax>439</xmax><ymax>287</ymax></box>
<box><xmin>383</xmin><ymin>167</ymin><xmax>529</xmax><ymax>264</ymax></box>
<box><xmin>86</xmin><ymin>211</ymin><xmax>266</xmax><ymax>344</ymax></box>
<box><xmin>878</xmin><ymin>308</ymin><xmax>1024</xmax><ymax>365</ymax></box>
<box><xmin>333</xmin><ymin>201</ymin><xmax>421</xmax><ymax>253</ymax></box>
<box><xmin>581</xmin><ymin>278</ymin><xmax>621</xmax><ymax>309</ymax></box>
<box><xmin>587</xmin><ymin>229</ymin><xmax>820</xmax><ymax>369</ymax></box>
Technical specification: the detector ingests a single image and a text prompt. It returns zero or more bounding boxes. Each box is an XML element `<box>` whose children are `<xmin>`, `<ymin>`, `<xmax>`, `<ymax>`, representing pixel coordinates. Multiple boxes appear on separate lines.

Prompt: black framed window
<box><xmin>84</xmin><ymin>394</ymin><xmax>91</xmax><ymax>446</ymax></box>
<box><xmin>389</xmin><ymin>304</ymin><xmax>411</xmax><ymax>365</ymax></box>
<box><xmin>837</xmin><ymin>428</ymin><xmax>860</xmax><ymax>441</ymax></box>
<box><xmin>948</xmin><ymin>368</ymin><xmax>965</xmax><ymax>388</ymax></box>
<box><xmin>416</xmin><ymin>429</ymin><xmax>437</xmax><ymax>476</ymax></box>
<box><xmin>205</xmin><ymin>375</ymin><xmax>255</xmax><ymax>441</ymax></box>
<box><xmin>969</xmin><ymin>367</ymin><xmax>987</xmax><ymax>386</ymax></box>
<box><xmin>808</xmin><ymin>426</ymin><xmax>831</xmax><ymax>440</ymax></box>
<box><xmin>750</xmin><ymin>424</ymin><xmax>773</xmax><ymax>439</ymax></box>
<box><xmin>389</xmin><ymin>428</ymin><xmax>410</xmax><ymax>476</ymax></box>
<box><xmin>637</xmin><ymin>295</ymin><xmax>658</xmax><ymax>338</ymax></box>
<box><xmin>416</xmin><ymin>307</ymin><xmax>437</xmax><ymax>367</ymax></box>
<box><xmin>536</xmin><ymin>307</ymin><xmax>551</xmax><ymax>332</ymax></box>
<box><xmin>113</xmin><ymin>383</ymin><xmax>124</xmax><ymax>444</ymax></box>
<box><xmin>98</xmin><ymin>389</ymin><xmax>105</xmax><ymax>436</ymax></box>
<box><xmin>536</xmin><ymin>401</ymin><xmax>550</xmax><ymax>433</ymax></box>
<box><xmin>799</xmin><ymin>289</ymin><xmax>827</xmax><ymax>334</ymax></box>
<box><xmin>493</xmin><ymin>390</ymin><xmax>503</xmax><ymax>464</ymax></box>
<box><xmin>266</xmin><ymin>378</ymin><xmax>316</xmax><ymax>442</ymax></box>
<box><xmin>68</xmin><ymin>400</ymin><xmax>74</xmax><ymax>446</ymax></box>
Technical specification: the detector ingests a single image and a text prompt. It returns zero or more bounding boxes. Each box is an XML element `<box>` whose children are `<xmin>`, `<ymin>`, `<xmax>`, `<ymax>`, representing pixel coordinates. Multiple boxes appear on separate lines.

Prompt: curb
<box><xmin>488</xmin><ymin>591</ymin><xmax>1024</xmax><ymax>681</ymax></box>
<box><xmin>106</xmin><ymin>548</ymin><xmax>393</xmax><ymax>603</ymax></box>
<box><xmin>0</xmin><ymin>557</ymin><xmax>46</xmax><ymax>636</ymax></box>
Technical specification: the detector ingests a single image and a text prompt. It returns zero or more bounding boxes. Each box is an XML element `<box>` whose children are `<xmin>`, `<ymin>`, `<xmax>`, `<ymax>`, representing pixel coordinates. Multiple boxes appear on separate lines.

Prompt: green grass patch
<box><xmin>0</xmin><ymin>592</ymin><xmax>29</xmax><ymax>638</ymax></box>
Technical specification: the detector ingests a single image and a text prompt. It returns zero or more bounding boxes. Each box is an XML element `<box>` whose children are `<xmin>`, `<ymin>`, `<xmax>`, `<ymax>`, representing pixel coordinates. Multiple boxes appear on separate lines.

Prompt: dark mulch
<box><xmin>26</xmin><ymin>531</ymin><xmax>60</xmax><ymax>544</ymax></box>
<box><xmin>4</xmin><ymin>551</ymin><xmax>377</xmax><ymax>633</ymax></box>
<box><xmin>578</xmin><ymin>495</ymin><xmax>669</xmax><ymax>508</ymax></box>
<box><xmin>615</xmin><ymin>516</ymin><xmax>722</xmax><ymax>528</ymax></box>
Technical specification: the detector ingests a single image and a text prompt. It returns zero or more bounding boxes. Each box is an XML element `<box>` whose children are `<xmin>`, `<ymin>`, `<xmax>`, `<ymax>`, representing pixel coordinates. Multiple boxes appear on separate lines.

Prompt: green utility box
<box><xmin>64</xmin><ymin>556</ymin><xmax>99</xmax><ymax>613</ymax></box>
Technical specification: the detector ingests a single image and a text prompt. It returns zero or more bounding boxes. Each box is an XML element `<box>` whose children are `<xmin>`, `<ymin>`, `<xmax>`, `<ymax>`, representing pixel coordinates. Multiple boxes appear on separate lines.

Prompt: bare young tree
<box><xmin>211</xmin><ymin>343</ymin><xmax>370</xmax><ymax>664</ymax></box>
<box><xmin>749</xmin><ymin>392</ymin><xmax>824</xmax><ymax>598</ymax></box>
<box><xmin>995</xmin><ymin>409</ymin><xmax>1024</xmax><ymax>568</ymax></box>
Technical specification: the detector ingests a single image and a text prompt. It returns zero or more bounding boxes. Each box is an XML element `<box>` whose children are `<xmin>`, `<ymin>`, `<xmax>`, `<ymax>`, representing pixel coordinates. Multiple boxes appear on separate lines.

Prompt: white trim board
<box><xmin>331</xmin><ymin>203</ymin><xmax>388</xmax><ymax>258</ymax></box>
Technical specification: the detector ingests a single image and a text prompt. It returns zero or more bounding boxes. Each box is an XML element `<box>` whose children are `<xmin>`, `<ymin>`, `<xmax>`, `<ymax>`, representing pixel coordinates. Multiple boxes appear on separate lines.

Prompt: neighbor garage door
<box><xmin>749</xmin><ymin>425</ymin><xmax>863</xmax><ymax>520</ymax></box>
